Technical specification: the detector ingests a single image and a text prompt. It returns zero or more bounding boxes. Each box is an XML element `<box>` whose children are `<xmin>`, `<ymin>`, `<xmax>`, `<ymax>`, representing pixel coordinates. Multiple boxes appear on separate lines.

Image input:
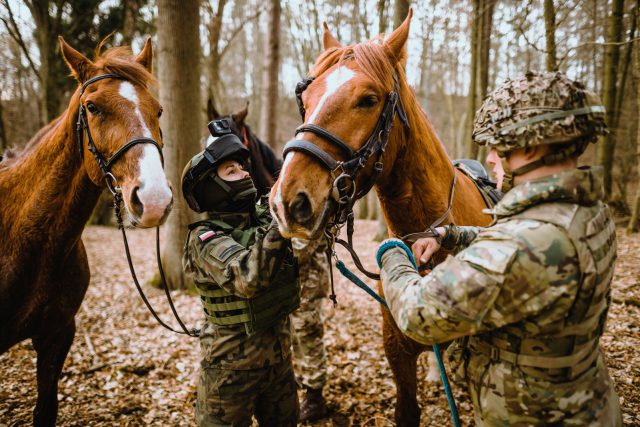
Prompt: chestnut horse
<box><xmin>205</xmin><ymin>99</ymin><xmax>282</xmax><ymax>197</ymax></box>
<box><xmin>0</xmin><ymin>38</ymin><xmax>172</xmax><ymax>426</ymax></box>
<box><xmin>269</xmin><ymin>11</ymin><xmax>492</xmax><ymax>427</ymax></box>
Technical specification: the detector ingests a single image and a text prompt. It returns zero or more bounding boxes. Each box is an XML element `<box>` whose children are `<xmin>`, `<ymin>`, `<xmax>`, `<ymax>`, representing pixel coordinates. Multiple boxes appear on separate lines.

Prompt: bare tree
<box><xmin>597</xmin><ymin>0</ymin><xmax>626</xmax><ymax>196</ymax></box>
<box><xmin>157</xmin><ymin>0</ymin><xmax>202</xmax><ymax>289</ymax></box>
<box><xmin>258</xmin><ymin>0</ymin><xmax>281</xmax><ymax>145</ymax></box>
<box><xmin>377</xmin><ymin>0</ymin><xmax>388</xmax><ymax>34</ymax></box>
<box><xmin>544</xmin><ymin>0</ymin><xmax>558</xmax><ymax>71</ymax></box>
<box><xmin>465</xmin><ymin>0</ymin><xmax>480</xmax><ymax>159</ymax></box>
<box><xmin>393</xmin><ymin>0</ymin><xmax>409</xmax><ymax>28</ymax></box>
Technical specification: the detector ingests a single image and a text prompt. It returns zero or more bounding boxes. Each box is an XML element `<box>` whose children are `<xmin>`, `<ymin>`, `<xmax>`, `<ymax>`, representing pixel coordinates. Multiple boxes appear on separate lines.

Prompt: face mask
<box><xmin>218</xmin><ymin>176</ymin><xmax>258</xmax><ymax>213</ymax></box>
<box><xmin>193</xmin><ymin>175</ymin><xmax>257</xmax><ymax>213</ymax></box>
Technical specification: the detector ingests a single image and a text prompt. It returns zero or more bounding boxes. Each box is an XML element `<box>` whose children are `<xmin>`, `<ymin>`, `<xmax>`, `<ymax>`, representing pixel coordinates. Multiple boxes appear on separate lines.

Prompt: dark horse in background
<box><xmin>206</xmin><ymin>98</ymin><xmax>281</xmax><ymax>197</ymax></box>
<box><xmin>0</xmin><ymin>38</ymin><xmax>172</xmax><ymax>426</ymax></box>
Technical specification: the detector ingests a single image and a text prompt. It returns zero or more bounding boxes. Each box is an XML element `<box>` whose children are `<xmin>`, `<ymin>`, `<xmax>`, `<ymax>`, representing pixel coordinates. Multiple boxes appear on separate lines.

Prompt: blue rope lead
<box><xmin>334</xmin><ymin>241</ymin><xmax>461</xmax><ymax>427</ymax></box>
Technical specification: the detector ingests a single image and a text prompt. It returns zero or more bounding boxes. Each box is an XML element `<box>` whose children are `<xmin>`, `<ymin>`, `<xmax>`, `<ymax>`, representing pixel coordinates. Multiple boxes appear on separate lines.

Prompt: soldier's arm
<box><xmin>380</xmin><ymin>223</ymin><xmax>579</xmax><ymax>345</ymax></box>
<box><xmin>440</xmin><ymin>225</ymin><xmax>485</xmax><ymax>252</ymax></box>
<box><xmin>183</xmin><ymin>222</ymin><xmax>289</xmax><ymax>298</ymax></box>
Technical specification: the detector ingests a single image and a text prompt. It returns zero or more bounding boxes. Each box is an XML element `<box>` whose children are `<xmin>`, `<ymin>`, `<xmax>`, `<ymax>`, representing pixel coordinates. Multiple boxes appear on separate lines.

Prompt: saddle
<box><xmin>453</xmin><ymin>159</ymin><xmax>503</xmax><ymax>206</ymax></box>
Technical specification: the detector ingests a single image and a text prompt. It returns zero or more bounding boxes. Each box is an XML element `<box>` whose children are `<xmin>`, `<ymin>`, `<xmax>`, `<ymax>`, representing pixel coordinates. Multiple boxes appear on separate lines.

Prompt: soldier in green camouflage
<box><xmin>182</xmin><ymin>120</ymin><xmax>299</xmax><ymax>426</ymax></box>
<box><xmin>377</xmin><ymin>72</ymin><xmax>622</xmax><ymax>426</ymax></box>
<box><xmin>291</xmin><ymin>238</ymin><xmax>330</xmax><ymax>421</ymax></box>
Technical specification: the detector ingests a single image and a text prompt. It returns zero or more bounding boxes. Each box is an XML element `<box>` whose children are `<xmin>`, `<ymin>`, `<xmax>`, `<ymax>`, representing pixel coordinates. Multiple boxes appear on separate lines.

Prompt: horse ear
<box><xmin>322</xmin><ymin>22</ymin><xmax>342</xmax><ymax>51</ymax></box>
<box><xmin>59</xmin><ymin>36</ymin><xmax>95</xmax><ymax>83</ymax></box>
<box><xmin>232</xmin><ymin>101</ymin><xmax>249</xmax><ymax>125</ymax></box>
<box><xmin>207</xmin><ymin>98</ymin><xmax>220</xmax><ymax>121</ymax></box>
<box><xmin>135</xmin><ymin>37</ymin><xmax>153</xmax><ymax>72</ymax></box>
<box><xmin>384</xmin><ymin>8</ymin><xmax>412</xmax><ymax>66</ymax></box>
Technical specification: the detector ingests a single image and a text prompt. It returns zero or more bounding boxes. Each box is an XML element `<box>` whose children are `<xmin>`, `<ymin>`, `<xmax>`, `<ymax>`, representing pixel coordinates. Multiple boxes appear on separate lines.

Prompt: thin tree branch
<box><xmin>219</xmin><ymin>6</ymin><xmax>265</xmax><ymax>59</ymax></box>
<box><xmin>1</xmin><ymin>0</ymin><xmax>40</xmax><ymax>80</ymax></box>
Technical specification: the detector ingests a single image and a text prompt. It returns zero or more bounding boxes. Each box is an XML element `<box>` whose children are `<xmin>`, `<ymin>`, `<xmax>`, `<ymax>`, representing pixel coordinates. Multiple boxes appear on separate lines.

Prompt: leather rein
<box><xmin>286</xmin><ymin>72</ymin><xmax>457</xmax><ymax>283</ymax></box>
<box><xmin>78</xmin><ymin>74</ymin><xmax>198</xmax><ymax>337</ymax></box>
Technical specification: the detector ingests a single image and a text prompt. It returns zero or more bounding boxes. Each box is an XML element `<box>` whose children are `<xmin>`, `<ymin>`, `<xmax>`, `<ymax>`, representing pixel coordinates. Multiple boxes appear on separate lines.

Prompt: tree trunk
<box><xmin>544</xmin><ymin>0</ymin><xmax>558</xmax><ymax>71</ymax></box>
<box><xmin>465</xmin><ymin>0</ymin><xmax>480</xmax><ymax>159</ymax></box>
<box><xmin>628</xmin><ymin>6</ymin><xmax>640</xmax><ymax>233</ymax></box>
<box><xmin>258</xmin><ymin>0</ymin><xmax>281</xmax><ymax>145</ymax></box>
<box><xmin>157</xmin><ymin>0</ymin><xmax>202</xmax><ymax>290</ymax></box>
<box><xmin>478</xmin><ymin>0</ymin><xmax>496</xmax><ymax>100</ymax></box>
<box><xmin>207</xmin><ymin>0</ymin><xmax>228</xmax><ymax>105</ymax></box>
<box><xmin>121</xmin><ymin>0</ymin><xmax>141</xmax><ymax>45</ymax></box>
<box><xmin>597</xmin><ymin>0</ymin><xmax>625</xmax><ymax>196</ymax></box>
<box><xmin>393</xmin><ymin>0</ymin><xmax>409</xmax><ymax>28</ymax></box>
<box><xmin>0</xmin><ymin>99</ymin><xmax>7</xmax><ymax>151</ymax></box>
<box><xmin>377</xmin><ymin>0</ymin><xmax>387</xmax><ymax>34</ymax></box>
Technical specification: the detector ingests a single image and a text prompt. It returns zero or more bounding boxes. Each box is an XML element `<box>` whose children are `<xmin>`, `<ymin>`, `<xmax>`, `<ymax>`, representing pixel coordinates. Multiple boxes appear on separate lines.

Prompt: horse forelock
<box><xmin>93</xmin><ymin>47</ymin><xmax>155</xmax><ymax>89</ymax></box>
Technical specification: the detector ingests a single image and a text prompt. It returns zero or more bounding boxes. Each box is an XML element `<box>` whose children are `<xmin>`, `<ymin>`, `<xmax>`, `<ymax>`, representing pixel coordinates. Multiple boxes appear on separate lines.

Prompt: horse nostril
<box><xmin>130</xmin><ymin>186</ymin><xmax>144</xmax><ymax>218</ymax></box>
<box><xmin>289</xmin><ymin>192</ymin><xmax>313</xmax><ymax>223</ymax></box>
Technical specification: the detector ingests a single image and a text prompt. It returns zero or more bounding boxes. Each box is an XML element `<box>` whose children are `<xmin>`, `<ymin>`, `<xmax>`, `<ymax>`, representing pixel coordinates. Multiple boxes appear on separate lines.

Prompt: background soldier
<box><xmin>182</xmin><ymin>120</ymin><xmax>299</xmax><ymax>427</ymax></box>
<box><xmin>377</xmin><ymin>71</ymin><xmax>622</xmax><ymax>426</ymax></box>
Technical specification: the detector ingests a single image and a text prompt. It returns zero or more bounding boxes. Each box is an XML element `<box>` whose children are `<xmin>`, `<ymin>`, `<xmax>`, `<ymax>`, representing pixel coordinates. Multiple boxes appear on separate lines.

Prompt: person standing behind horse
<box><xmin>182</xmin><ymin>120</ymin><xmax>299</xmax><ymax>426</ymax></box>
<box><xmin>377</xmin><ymin>72</ymin><xmax>622</xmax><ymax>426</ymax></box>
<box><xmin>206</xmin><ymin>101</ymin><xmax>332</xmax><ymax>420</ymax></box>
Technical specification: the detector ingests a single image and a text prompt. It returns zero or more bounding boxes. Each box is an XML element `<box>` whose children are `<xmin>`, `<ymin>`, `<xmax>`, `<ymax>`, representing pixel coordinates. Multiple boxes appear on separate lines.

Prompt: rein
<box><xmin>78</xmin><ymin>74</ymin><xmax>198</xmax><ymax>338</ymax></box>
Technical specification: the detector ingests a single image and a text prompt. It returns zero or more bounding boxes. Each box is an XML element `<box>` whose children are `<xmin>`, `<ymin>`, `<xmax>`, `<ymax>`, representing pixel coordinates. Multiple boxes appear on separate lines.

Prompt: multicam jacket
<box><xmin>380</xmin><ymin>167</ymin><xmax>622</xmax><ymax>426</ymax></box>
<box><xmin>183</xmin><ymin>206</ymin><xmax>294</xmax><ymax>370</ymax></box>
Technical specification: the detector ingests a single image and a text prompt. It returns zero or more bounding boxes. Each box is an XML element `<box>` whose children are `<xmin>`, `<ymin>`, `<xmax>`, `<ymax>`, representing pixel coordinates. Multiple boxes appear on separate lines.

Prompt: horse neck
<box><xmin>2</xmin><ymin>98</ymin><xmax>102</xmax><ymax>247</ymax></box>
<box><xmin>376</xmin><ymin>116</ymin><xmax>456</xmax><ymax>237</ymax></box>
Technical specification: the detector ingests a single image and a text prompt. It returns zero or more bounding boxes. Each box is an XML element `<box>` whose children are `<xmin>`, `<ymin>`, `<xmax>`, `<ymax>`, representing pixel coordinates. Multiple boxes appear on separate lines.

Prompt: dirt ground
<box><xmin>1</xmin><ymin>220</ymin><xmax>639</xmax><ymax>426</ymax></box>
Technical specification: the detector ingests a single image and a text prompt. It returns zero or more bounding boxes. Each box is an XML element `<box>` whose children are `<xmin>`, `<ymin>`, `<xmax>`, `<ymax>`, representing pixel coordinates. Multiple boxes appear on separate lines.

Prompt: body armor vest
<box><xmin>469</xmin><ymin>201</ymin><xmax>616</xmax><ymax>381</ymax></box>
<box><xmin>193</xmin><ymin>205</ymin><xmax>300</xmax><ymax>336</ymax></box>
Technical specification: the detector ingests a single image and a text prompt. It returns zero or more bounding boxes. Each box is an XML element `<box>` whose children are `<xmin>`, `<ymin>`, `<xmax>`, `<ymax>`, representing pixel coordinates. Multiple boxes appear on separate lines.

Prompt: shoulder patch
<box><xmin>198</xmin><ymin>230</ymin><xmax>218</xmax><ymax>244</ymax></box>
<box><xmin>458</xmin><ymin>239</ymin><xmax>519</xmax><ymax>274</ymax></box>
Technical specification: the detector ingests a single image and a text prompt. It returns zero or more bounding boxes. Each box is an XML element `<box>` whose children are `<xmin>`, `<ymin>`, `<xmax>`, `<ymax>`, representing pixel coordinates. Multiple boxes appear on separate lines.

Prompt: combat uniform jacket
<box><xmin>380</xmin><ymin>167</ymin><xmax>622</xmax><ymax>426</ymax></box>
<box><xmin>183</xmin><ymin>206</ymin><xmax>296</xmax><ymax>370</ymax></box>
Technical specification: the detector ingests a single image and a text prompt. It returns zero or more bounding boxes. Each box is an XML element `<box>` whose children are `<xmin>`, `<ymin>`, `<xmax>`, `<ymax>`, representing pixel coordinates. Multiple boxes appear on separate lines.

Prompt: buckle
<box><xmin>489</xmin><ymin>345</ymin><xmax>500</xmax><ymax>362</ymax></box>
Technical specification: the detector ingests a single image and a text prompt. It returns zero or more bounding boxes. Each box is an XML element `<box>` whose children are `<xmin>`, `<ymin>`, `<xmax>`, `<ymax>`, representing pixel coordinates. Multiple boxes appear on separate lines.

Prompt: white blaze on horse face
<box><xmin>274</xmin><ymin>151</ymin><xmax>295</xmax><ymax>229</ymax></box>
<box><xmin>301</xmin><ymin>66</ymin><xmax>356</xmax><ymax>131</ymax></box>
<box><xmin>118</xmin><ymin>81</ymin><xmax>172</xmax><ymax>216</ymax></box>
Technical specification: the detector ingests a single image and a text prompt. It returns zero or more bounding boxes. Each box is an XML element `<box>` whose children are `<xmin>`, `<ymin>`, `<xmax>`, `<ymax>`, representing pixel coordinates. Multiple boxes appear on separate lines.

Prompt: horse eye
<box><xmin>158</xmin><ymin>107</ymin><xmax>163</xmax><ymax>118</ymax></box>
<box><xmin>357</xmin><ymin>95</ymin><xmax>378</xmax><ymax>109</ymax></box>
<box><xmin>86</xmin><ymin>101</ymin><xmax>100</xmax><ymax>115</ymax></box>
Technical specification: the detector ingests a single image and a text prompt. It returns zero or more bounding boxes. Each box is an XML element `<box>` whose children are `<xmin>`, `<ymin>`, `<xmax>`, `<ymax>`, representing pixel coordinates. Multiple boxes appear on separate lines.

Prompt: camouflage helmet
<box><xmin>472</xmin><ymin>71</ymin><xmax>607</xmax><ymax>152</ymax></box>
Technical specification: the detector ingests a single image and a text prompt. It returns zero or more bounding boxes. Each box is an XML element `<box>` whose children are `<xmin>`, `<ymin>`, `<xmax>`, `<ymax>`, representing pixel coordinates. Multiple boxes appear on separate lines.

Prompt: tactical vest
<box><xmin>192</xmin><ymin>205</ymin><xmax>300</xmax><ymax>336</ymax></box>
<box><xmin>468</xmin><ymin>201</ymin><xmax>616</xmax><ymax>381</ymax></box>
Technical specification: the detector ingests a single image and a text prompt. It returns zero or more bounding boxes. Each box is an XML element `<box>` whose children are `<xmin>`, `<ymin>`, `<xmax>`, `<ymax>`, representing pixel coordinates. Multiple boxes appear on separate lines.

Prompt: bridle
<box><xmin>284</xmin><ymin>69</ymin><xmax>457</xmax><ymax>286</ymax></box>
<box><xmin>78</xmin><ymin>73</ymin><xmax>199</xmax><ymax>337</ymax></box>
<box><xmin>283</xmin><ymin>71</ymin><xmax>411</xmax><ymax>288</ymax></box>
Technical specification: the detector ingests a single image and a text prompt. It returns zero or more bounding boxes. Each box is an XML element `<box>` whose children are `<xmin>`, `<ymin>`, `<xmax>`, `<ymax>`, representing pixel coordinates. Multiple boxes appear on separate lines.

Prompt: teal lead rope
<box><xmin>334</xmin><ymin>240</ymin><xmax>461</xmax><ymax>427</ymax></box>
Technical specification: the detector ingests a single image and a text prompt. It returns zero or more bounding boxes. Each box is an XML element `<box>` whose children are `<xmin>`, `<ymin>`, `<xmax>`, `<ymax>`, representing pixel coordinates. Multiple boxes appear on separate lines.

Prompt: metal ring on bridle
<box><xmin>104</xmin><ymin>172</ymin><xmax>120</xmax><ymax>195</ymax></box>
<box><xmin>332</xmin><ymin>173</ymin><xmax>356</xmax><ymax>205</ymax></box>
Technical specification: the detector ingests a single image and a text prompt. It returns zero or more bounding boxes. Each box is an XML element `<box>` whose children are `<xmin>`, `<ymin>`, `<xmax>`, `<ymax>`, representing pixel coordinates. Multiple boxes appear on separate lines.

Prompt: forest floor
<box><xmin>1</xmin><ymin>220</ymin><xmax>639</xmax><ymax>427</ymax></box>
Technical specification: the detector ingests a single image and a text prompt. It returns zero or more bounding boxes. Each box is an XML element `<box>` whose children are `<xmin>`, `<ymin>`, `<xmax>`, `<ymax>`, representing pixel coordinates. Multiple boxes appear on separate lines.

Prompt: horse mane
<box><xmin>310</xmin><ymin>40</ymin><xmax>448</xmax><ymax>161</ymax></box>
<box><xmin>92</xmin><ymin>46</ymin><xmax>155</xmax><ymax>88</ymax></box>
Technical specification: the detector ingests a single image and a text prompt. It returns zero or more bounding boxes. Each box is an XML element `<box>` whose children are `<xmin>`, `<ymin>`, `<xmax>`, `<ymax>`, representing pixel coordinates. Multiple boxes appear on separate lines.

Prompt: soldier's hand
<box><xmin>412</xmin><ymin>237</ymin><xmax>441</xmax><ymax>267</ymax></box>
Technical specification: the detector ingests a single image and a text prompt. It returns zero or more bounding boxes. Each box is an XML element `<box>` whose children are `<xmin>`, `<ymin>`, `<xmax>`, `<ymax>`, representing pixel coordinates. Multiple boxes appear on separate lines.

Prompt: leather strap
<box><xmin>296</xmin><ymin>124</ymin><xmax>354</xmax><ymax>158</ymax></box>
<box><xmin>283</xmin><ymin>139</ymin><xmax>341</xmax><ymax>170</ymax></box>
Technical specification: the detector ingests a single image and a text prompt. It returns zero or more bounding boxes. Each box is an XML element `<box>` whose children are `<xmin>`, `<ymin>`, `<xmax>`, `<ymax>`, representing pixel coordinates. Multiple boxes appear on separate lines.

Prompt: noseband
<box><xmin>76</xmin><ymin>73</ymin><xmax>163</xmax><ymax>194</ymax></box>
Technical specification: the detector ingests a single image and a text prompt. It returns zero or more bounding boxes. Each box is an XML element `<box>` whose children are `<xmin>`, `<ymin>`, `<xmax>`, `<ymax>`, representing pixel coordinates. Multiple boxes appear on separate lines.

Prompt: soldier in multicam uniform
<box><xmin>182</xmin><ymin>119</ymin><xmax>299</xmax><ymax>426</ymax></box>
<box><xmin>290</xmin><ymin>238</ymin><xmax>330</xmax><ymax>421</ymax></box>
<box><xmin>377</xmin><ymin>72</ymin><xmax>622</xmax><ymax>426</ymax></box>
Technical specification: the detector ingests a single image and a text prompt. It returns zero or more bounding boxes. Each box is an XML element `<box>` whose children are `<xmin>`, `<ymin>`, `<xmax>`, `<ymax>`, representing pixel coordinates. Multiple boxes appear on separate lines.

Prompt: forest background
<box><xmin>1</xmin><ymin>0</ymin><xmax>639</xmax><ymax>288</ymax></box>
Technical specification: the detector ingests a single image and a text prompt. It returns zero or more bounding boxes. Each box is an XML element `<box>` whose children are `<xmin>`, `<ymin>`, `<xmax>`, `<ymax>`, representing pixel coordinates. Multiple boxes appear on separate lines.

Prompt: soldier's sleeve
<box><xmin>380</xmin><ymin>221</ymin><xmax>579</xmax><ymax>345</ymax></box>
<box><xmin>441</xmin><ymin>225</ymin><xmax>484</xmax><ymax>252</ymax></box>
<box><xmin>182</xmin><ymin>221</ymin><xmax>289</xmax><ymax>298</ymax></box>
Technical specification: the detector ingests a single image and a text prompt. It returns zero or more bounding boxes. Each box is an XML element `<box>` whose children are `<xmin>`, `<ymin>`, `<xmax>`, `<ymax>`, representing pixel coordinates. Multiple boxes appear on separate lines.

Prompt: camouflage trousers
<box><xmin>291</xmin><ymin>238</ymin><xmax>330</xmax><ymax>390</ymax></box>
<box><xmin>196</xmin><ymin>360</ymin><xmax>299</xmax><ymax>427</ymax></box>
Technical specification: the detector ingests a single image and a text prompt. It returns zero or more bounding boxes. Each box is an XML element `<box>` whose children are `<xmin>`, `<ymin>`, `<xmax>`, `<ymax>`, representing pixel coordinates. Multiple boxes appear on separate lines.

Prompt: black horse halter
<box><xmin>77</xmin><ymin>73</ymin><xmax>199</xmax><ymax>338</ymax></box>
<box><xmin>76</xmin><ymin>73</ymin><xmax>164</xmax><ymax>194</ymax></box>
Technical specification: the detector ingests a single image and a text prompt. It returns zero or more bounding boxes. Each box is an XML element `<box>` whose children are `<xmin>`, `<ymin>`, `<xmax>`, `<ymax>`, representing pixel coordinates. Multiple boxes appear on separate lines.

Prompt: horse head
<box><xmin>59</xmin><ymin>37</ymin><xmax>173</xmax><ymax>228</ymax></box>
<box><xmin>269</xmin><ymin>10</ymin><xmax>413</xmax><ymax>239</ymax></box>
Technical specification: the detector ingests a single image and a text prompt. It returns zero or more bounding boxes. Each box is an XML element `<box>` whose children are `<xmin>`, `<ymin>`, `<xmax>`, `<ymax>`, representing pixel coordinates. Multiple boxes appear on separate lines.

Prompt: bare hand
<box><xmin>412</xmin><ymin>237</ymin><xmax>441</xmax><ymax>267</ymax></box>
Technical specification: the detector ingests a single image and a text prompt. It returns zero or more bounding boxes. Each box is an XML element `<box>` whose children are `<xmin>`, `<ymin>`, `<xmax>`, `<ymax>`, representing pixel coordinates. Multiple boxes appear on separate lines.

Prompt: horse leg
<box><xmin>382</xmin><ymin>308</ymin><xmax>421</xmax><ymax>427</ymax></box>
<box><xmin>32</xmin><ymin>320</ymin><xmax>76</xmax><ymax>427</ymax></box>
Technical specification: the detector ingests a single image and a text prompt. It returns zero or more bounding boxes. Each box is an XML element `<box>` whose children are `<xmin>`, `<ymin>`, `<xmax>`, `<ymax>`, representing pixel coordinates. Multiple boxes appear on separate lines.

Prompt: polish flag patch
<box><xmin>198</xmin><ymin>230</ymin><xmax>217</xmax><ymax>243</ymax></box>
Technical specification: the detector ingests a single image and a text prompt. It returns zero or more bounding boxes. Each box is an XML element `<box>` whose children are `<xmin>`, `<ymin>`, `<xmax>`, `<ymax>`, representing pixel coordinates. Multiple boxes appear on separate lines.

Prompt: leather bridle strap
<box><xmin>283</xmin><ymin>139</ymin><xmax>341</xmax><ymax>171</ymax></box>
<box><xmin>295</xmin><ymin>124</ymin><xmax>355</xmax><ymax>158</ymax></box>
<box><xmin>105</xmin><ymin>137</ymin><xmax>164</xmax><ymax>170</ymax></box>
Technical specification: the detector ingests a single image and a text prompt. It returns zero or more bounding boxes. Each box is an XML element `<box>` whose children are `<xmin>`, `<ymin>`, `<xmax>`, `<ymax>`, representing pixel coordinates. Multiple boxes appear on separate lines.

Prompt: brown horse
<box><xmin>269</xmin><ymin>11</ymin><xmax>492</xmax><ymax>427</ymax></box>
<box><xmin>0</xmin><ymin>38</ymin><xmax>172</xmax><ymax>426</ymax></box>
<box><xmin>205</xmin><ymin>98</ymin><xmax>282</xmax><ymax>197</ymax></box>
